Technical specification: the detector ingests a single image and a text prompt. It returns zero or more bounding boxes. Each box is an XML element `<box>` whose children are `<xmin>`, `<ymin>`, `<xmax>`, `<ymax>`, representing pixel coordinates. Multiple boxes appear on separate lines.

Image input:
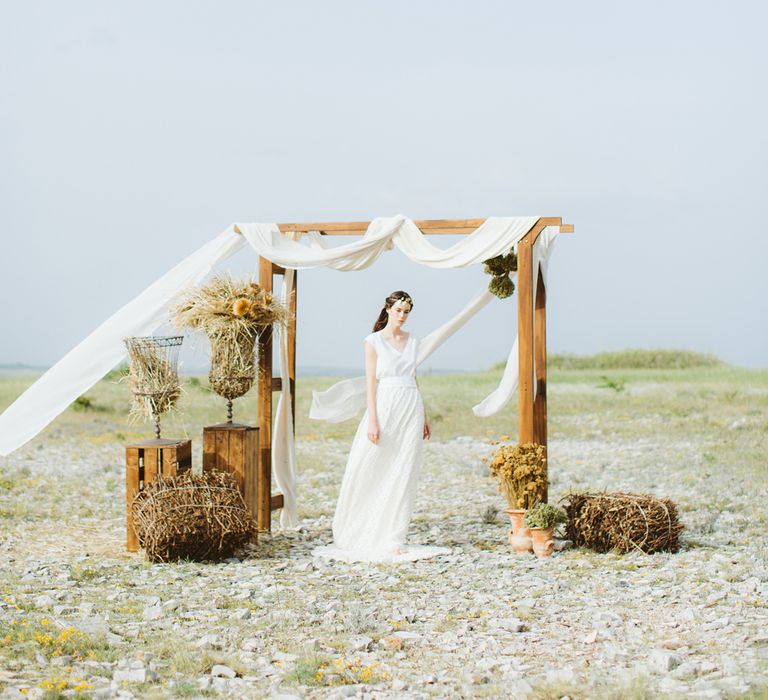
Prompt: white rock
<box><xmin>142</xmin><ymin>605</ymin><xmax>162</xmax><ymax>621</ymax></box>
<box><xmin>210</xmin><ymin>664</ymin><xmax>237</xmax><ymax>679</ymax></box>
<box><xmin>113</xmin><ymin>666</ymin><xmax>146</xmax><ymax>683</ymax></box>
<box><xmin>392</xmin><ymin>631</ymin><xmax>421</xmax><ymax>641</ymax></box>
<box><xmin>648</xmin><ymin>649</ymin><xmax>682</xmax><ymax>673</ymax></box>
<box><xmin>346</xmin><ymin>634</ymin><xmax>373</xmax><ymax>651</ymax></box>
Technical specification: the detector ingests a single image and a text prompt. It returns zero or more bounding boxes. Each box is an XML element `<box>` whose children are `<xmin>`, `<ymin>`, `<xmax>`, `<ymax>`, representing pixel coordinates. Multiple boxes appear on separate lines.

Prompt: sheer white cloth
<box><xmin>312</xmin><ymin>330</ymin><xmax>451</xmax><ymax>563</ymax></box>
<box><xmin>0</xmin><ymin>216</ymin><xmax>558</xmax><ymax>535</ymax></box>
<box><xmin>0</xmin><ymin>228</ymin><xmax>245</xmax><ymax>457</ymax></box>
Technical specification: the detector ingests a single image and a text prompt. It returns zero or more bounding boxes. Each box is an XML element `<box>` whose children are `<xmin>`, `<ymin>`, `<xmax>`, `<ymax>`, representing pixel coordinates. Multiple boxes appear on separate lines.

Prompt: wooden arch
<box><xmin>244</xmin><ymin>217</ymin><xmax>574</xmax><ymax>531</ymax></box>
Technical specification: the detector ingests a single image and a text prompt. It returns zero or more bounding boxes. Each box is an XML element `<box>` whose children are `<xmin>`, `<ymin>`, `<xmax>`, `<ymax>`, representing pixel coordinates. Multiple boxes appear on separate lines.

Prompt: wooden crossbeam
<box><xmin>234</xmin><ymin>217</ymin><xmax>573</xmax><ymax>236</ymax></box>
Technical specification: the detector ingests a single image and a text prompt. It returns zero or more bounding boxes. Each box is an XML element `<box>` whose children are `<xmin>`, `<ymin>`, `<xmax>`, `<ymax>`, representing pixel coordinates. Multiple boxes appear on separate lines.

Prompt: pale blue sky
<box><xmin>1</xmin><ymin>1</ymin><xmax>766</xmax><ymax>372</ymax></box>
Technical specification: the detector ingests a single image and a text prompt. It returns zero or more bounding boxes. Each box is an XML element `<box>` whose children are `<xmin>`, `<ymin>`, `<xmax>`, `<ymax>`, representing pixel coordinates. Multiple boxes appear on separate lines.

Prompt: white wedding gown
<box><xmin>312</xmin><ymin>330</ymin><xmax>451</xmax><ymax>564</ymax></box>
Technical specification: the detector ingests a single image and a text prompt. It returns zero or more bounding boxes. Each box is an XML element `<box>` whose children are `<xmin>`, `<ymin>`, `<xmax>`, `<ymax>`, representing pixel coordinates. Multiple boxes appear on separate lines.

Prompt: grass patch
<box><xmin>544</xmin><ymin>349</ymin><xmax>723</xmax><ymax>370</ymax></box>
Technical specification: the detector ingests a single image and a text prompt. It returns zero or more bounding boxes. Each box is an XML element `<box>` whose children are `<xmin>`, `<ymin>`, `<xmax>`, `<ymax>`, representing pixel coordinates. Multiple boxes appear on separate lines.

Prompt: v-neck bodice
<box><xmin>364</xmin><ymin>330</ymin><xmax>419</xmax><ymax>380</ymax></box>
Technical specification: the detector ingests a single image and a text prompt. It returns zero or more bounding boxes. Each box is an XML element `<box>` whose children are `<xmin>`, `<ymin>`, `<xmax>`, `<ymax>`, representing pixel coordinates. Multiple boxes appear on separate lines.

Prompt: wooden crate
<box><xmin>125</xmin><ymin>438</ymin><xmax>192</xmax><ymax>552</ymax></box>
<box><xmin>203</xmin><ymin>423</ymin><xmax>259</xmax><ymax>523</ymax></box>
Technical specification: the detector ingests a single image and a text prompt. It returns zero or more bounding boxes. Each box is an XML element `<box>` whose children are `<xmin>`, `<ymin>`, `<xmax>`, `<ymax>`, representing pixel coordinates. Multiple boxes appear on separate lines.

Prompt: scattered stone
<box><xmin>211</xmin><ymin>664</ymin><xmax>237</xmax><ymax>679</ymax></box>
<box><xmin>347</xmin><ymin>635</ymin><xmax>373</xmax><ymax>651</ymax></box>
<box><xmin>648</xmin><ymin>648</ymin><xmax>682</xmax><ymax>673</ymax></box>
<box><xmin>143</xmin><ymin>605</ymin><xmax>163</xmax><ymax>621</ymax></box>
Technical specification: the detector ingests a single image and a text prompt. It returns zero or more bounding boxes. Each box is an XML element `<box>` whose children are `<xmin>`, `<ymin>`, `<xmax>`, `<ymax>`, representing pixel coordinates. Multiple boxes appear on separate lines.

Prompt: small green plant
<box><xmin>597</xmin><ymin>375</ymin><xmax>626</xmax><ymax>392</ymax></box>
<box><xmin>72</xmin><ymin>395</ymin><xmax>95</xmax><ymax>411</ymax></box>
<box><xmin>481</xmin><ymin>504</ymin><xmax>499</xmax><ymax>524</ymax></box>
<box><xmin>105</xmin><ymin>364</ymin><xmax>130</xmax><ymax>381</ymax></box>
<box><xmin>524</xmin><ymin>502</ymin><xmax>567</xmax><ymax>529</ymax></box>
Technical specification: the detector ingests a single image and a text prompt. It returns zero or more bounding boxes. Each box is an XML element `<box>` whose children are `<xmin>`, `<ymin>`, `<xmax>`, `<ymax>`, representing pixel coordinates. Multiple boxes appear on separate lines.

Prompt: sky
<box><xmin>1</xmin><ymin>0</ymin><xmax>766</xmax><ymax>374</ymax></box>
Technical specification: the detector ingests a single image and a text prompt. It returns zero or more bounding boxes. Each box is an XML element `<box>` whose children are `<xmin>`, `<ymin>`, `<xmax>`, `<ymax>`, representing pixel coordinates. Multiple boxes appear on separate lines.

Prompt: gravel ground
<box><xmin>1</xmin><ymin>416</ymin><xmax>767</xmax><ymax>700</ymax></box>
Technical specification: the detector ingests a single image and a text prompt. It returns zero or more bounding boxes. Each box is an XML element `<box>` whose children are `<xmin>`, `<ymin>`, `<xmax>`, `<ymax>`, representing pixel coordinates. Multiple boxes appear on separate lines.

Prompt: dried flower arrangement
<box><xmin>123</xmin><ymin>336</ymin><xmax>183</xmax><ymax>438</ymax></box>
<box><xmin>483</xmin><ymin>250</ymin><xmax>518</xmax><ymax>299</ymax></box>
<box><xmin>487</xmin><ymin>441</ymin><xmax>547</xmax><ymax>509</ymax></box>
<box><xmin>172</xmin><ymin>275</ymin><xmax>290</xmax><ymax>420</ymax></box>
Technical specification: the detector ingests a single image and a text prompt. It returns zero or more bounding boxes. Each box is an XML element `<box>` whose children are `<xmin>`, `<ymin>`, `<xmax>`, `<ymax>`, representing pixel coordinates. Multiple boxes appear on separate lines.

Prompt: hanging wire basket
<box><xmin>123</xmin><ymin>335</ymin><xmax>183</xmax><ymax>439</ymax></box>
<box><xmin>208</xmin><ymin>330</ymin><xmax>257</xmax><ymax>422</ymax></box>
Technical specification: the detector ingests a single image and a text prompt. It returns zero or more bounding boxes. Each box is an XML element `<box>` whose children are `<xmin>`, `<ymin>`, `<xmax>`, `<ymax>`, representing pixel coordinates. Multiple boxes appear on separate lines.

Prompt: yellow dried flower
<box><xmin>487</xmin><ymin>442</ymin><xmax>547</xmax><ymax>509</ymax></box>
<box><xmin>232</xmin><ymin>298</ymin><xmax>252</xmax><ymax>317</ymax></box>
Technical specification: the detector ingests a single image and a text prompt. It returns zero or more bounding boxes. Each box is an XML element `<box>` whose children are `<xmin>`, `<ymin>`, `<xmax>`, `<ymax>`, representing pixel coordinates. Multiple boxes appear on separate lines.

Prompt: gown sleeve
<box><xmin>364</xmin><ymin>332</ymin><xmax>377</xmax><ymax>350</ymax></box>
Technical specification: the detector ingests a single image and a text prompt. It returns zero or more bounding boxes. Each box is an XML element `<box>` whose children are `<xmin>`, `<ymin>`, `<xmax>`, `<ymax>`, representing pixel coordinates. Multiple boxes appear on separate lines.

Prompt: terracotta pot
<box><xmin>506</xmin><ymin>508</ymin><xmax>533</xmax><ymax>555</ymax></box>
<box><xmin>530</xmin><ymin>527</ymin><xmax>555</xmax><ymax>559</ymax></box>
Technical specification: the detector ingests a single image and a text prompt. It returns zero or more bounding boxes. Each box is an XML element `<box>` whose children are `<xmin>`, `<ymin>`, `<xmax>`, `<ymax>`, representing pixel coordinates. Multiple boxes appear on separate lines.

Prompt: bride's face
<box><xmin>387</xmin><ymin>301</ymin><xmax>411</xmax><ymax>327</ymax></box>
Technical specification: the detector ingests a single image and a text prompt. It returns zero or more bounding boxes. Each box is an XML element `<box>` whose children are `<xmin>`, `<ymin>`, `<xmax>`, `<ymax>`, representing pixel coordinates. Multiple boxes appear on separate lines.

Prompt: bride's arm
<box><xmin>365</xmin><ymin>341</ymin><xmax>380</xmax><ymax>444</ymax></box>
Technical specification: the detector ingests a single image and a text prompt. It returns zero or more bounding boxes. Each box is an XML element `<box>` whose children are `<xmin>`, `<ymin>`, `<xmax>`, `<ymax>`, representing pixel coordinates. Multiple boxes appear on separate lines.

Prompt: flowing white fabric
<box><xmin>237</xmin><ymin>216</ymin><xmax>538</xmax><ymax>272</ymax></box>
<box><xmin>312</xmin><ymin>331</ymin><xmax>451</xmax><ymax>563</ymax></box>
<box><xmin>309</xmin><ymin>285</ymin><xmax>495</xmax><ymax>422</ymax></box>
<box><xmin>0</xmin><ymin>228</ymin><xmax>245</xmax><ymax>457</ymax></box>
<box><xmin>272</xmin><ymin>251</ymin><xmax>298</xmax><ymax>528</ymax></box>
<box><xmin>309</xmin><ymin>225</ymin><xmax>560</xmax><ymax>423</ymax></box>
<box><xmin>472</xmin><ymin>225</ymin><xmax>560</xmax><ymax>415</ymax></box>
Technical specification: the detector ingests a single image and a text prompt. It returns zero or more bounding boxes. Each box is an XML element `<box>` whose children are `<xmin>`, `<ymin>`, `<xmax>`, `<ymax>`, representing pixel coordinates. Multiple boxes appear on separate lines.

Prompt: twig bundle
<box><xmin>131</xmin><ymin>470</ymin><xmax>256</xmax><ymax>562</ymax></box>
<box><xmin>124</xmin><ymin>336</ymin><xmax>182</xmax><ymax>423</ymax></box>
<box><xmin>562</xmin><ymin>491</ymin><xmax>683</xmax><ymax>554</ymax></box>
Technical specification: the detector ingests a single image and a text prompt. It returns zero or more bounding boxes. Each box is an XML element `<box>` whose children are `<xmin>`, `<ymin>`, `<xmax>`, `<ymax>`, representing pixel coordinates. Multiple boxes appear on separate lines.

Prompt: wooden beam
<box><xmin>257</xmin><ymin>256</ymin><xmax>274</xmax><ymax>532</ymax></box>
<box><xmin>270</xmin><ymin>493</ymin><xmax>284</xmax><ymax>511</ymax></box>
<box><xmin>233</xmin><ymin>218</ymin><xmax>573</xmax><ymax>237</ymax></box>
<box><xmin>517</xmin><ymin>223</ymin><xmax>539</xmax><ymax>446</ymax></box>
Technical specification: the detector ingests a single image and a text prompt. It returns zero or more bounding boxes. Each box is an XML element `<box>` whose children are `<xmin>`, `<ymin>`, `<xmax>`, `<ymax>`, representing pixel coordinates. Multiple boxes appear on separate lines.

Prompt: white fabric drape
<box><xmin>309</xmin><ymin>284</ymin><xmax>495</xmax><ymax>422</ymax></box>
<box><xmin>271</xmin><ymin>239</ymin><xmax>299</xmax><ymax>528</ymax></box>
<box><xmin>0</xmin><ymin>228</ymin><xmax>245</xmax><ymax>457</ymax></box>
<box><xmin>237</xmin><ymin>216</ymin><xmax>538</xmax><ymax>271</ymax></box>
<box><xmin>0</xmin><ymin>215</ymin><xmax>558</xmax><ymax>535</ymax></box>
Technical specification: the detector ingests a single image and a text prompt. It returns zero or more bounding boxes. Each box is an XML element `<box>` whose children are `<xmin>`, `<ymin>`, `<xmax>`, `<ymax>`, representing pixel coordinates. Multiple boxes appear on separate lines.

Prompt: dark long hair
<box><xmin>373</xmin><ymin>291</ymin><xmax>414</xmax><ymax>332</ymax></box>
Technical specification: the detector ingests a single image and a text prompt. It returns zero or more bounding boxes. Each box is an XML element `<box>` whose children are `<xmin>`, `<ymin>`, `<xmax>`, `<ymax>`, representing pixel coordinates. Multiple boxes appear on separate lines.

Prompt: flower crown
<box><xmin>393</xmin><ymin>295</ymin><xmax>413</xmax><ymax>309</ymax></box>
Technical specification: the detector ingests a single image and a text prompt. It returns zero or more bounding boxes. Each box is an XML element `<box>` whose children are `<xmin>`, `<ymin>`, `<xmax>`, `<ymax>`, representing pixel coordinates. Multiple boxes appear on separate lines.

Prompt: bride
<box><xmin>312</xmin><ymin>291</ymin><xmax>451</xmax><ymax>564</ymax></box>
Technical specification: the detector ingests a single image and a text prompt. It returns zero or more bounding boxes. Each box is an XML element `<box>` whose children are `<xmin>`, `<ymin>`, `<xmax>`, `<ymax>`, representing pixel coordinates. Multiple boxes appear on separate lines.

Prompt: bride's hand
<box><xmin>367</xmin><ymin>419</ymin><xmax>380</xmax><ymax>445</ymax></box>
<box><xmin>423</xmin><ymin>418</ymin><xmax>431</xmax><ymax>440</ymax></box>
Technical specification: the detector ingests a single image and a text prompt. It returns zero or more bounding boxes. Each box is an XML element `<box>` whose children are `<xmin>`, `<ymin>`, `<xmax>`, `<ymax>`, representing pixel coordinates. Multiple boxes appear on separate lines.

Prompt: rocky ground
<box><xmin>1</xmin><ymin>373</ymin><xmax>767</xmax><ymax>699</ymax></box>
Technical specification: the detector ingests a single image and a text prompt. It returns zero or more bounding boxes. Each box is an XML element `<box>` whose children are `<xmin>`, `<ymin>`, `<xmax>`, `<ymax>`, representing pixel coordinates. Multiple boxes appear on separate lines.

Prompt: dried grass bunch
<box><xmin>562</xmin><ymin>491</ymin><xmax>684</xmax><ymax>554</ymax></box>
<box><xmin>132</xmin><ymin>469</ymin><xmax>256</xmax><ymax>562</ymax></box>
<box><xmin>483</xmin><ymin>250</ymin><xmax>518</xmax><ymax>299</ymax></box>
<box><xmin>172</xmin><ymin>275</ymin><xmax>290</xmax><ymax>402</ymax></box>
<box><xmin>487</xmin><ymin>441</ymin><xmax>547</xmax><ymax>509</ymax></box>
<box><xmin>124</xmin><ymin>336</ymin><xmax>183</xmax><ymax>436</ymax></box>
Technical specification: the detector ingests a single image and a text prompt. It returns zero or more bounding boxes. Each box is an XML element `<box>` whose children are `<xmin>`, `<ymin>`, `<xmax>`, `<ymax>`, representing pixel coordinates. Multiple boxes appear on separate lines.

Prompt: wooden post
<box><xmin>517</xmin><ymin>231</ymin><xmax>535</xmax><ymax>446</ymax></box>
<box><xmin>257</xmin><ymin>256</ymin><xmax>274</xmax><ymax>532</ymax></box>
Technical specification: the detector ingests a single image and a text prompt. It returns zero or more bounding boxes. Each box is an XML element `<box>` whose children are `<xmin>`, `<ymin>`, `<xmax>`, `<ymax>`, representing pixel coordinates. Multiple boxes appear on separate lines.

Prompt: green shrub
<box><xmin>524</xmin><ymin>502</ymin><xmax>567</xmax><ymax>529</ymax></box>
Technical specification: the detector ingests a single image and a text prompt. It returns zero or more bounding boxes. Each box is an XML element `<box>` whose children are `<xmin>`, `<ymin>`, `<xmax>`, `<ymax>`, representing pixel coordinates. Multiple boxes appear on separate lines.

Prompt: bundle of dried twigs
<box><xmin>562</xmin><ymin>491</ymin><xmax>683</xmax><ymax>554</ymax></box>
<box><xmin>132</xmin><ymin>470</ymin><xmax>256</xmax><ymax>562</ymax></box>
